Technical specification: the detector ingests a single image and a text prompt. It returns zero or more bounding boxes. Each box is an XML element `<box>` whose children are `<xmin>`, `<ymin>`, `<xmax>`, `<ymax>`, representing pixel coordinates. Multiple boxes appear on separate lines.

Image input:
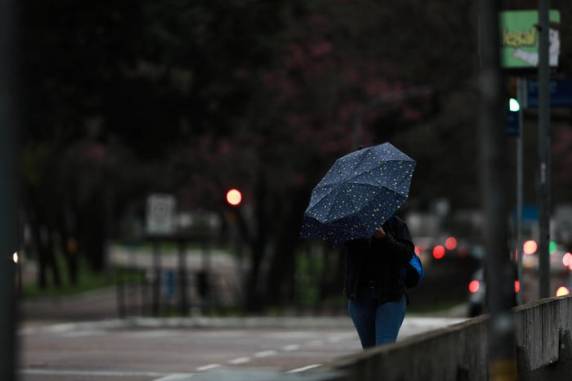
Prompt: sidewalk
<box><xmin>20</xmin><ymin>282</ymin><xmax>468</xmax><ymax>325</ymax></box>
<box><xmin>20</xmin><ymin>287</ymin><xmax>119</xmax><ymax>322</ymax></box>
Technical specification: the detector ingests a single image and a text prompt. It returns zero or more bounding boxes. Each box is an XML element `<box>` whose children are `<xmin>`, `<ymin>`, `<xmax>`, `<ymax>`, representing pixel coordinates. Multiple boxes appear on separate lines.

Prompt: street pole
<box><xmin>516</xmin><ymin>79</ymin><xmax>525</xmax><ymax>304</ymax></box>
<box><xmin>151</xmin><ymin>240</ymin><xmax>161</xmax><ymax>316</ymax></box>
<box><xmin>478</xmin><ymin>0</ymin><xmax>517</xmax><ymax>379</ymax></box>
<box><xmin>537</xmin><ymin>0</ymin><xmax>551</xmax><ymax>299</ymax></box>
<box><xmin>177</xmin><ymin>238</ymin><xmax>189</xmax><ymax>316</ymax></box>
<box><xmin>0</xmin><ymin>0</ymin><xmax>19</xmax><ymax>379</ymax></box>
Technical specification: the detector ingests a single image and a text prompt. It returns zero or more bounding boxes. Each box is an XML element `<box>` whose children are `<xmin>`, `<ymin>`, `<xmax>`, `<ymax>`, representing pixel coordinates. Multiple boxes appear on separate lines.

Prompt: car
<box><xmin>466</xmin><ymin>264</ymin><xmax>521</xmax><ymax>317</ymax></box>
<box><xmin>466</xmin><ymin>241</ymin><xmax>572</xmax><ymax>317</ymax></box>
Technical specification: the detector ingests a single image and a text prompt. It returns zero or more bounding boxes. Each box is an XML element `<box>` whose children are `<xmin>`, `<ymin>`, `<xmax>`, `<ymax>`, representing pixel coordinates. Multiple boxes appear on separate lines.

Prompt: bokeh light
<box><xmin>563</xmin><ymin>253</ymin><xmax>572</xmax><ymax>267</ymax></box>
<box><xmin>549</xmin><ymin>241</ymin><xmax>558</xmax><ymax>255</ymax></box>
<box><xmin>523</xmin><ymin>240</ymin><xmax>538</xmax><ymax>255</ymax></box>
<box><xmin>468</xmin><ymin>280</ymin><xmax>480</xmax><ymax>294</ymax></box>
<box><xmin>509</xmin><ymin>98</ymin><xmax>520</xmax><ymax>112</ymax></box>
<box><xmin>226</xmin><ymin>189</ymin><xmax>243</xmax><ymax>206</ymax></box>
<box><xmin>445</xmin><ymin>236</ymin><xmax>457</xmax><ymax>251</ymax></box>
<box><xmin>556</xmin><ymin>287</ymin><xmax>570</xmax><ymax>297</ymax></box>
<box><xmin>432</xmin><ymin>245</ymin><xmax>446</xmax><ymax>260</ymax></box>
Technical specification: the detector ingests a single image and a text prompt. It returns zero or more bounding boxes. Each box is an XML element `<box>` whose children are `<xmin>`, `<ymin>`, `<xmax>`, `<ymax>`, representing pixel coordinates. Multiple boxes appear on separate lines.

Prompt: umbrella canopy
<box><xmin>300</xmin><ymin>143</ymin><xmax>415</xmax><ymax>246</ymax></box>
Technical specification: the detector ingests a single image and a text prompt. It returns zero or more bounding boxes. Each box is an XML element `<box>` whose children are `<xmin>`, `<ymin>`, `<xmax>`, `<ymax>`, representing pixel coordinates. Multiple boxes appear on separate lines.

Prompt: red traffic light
<box><xmin>226</xmin><ymin>188</ymin><xmax>243</xmax><ymax>206</ymax></box>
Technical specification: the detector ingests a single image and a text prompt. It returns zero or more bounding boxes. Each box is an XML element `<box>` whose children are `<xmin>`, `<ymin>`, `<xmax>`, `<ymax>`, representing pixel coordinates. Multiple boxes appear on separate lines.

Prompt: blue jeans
<box><xmin>348</xmin><ymin>286</ymin><xmax>406</xmax><ymax>349</ymax></box>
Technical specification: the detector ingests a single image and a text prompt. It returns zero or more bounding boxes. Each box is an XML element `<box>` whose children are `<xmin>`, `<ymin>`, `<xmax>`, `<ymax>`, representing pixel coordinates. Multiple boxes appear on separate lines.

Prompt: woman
<box><xmin>344</xmin><ymin>215</ymin><xmax>414</xmax><ymax>349</ymax></box>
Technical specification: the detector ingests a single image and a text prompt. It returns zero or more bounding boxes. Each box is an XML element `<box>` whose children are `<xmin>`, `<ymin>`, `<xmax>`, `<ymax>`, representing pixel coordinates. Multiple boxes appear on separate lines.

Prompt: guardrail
<box><xmin>325</xmin><ymin>295</ymin><xmax>572</xmax><ymax>381</ymax></box>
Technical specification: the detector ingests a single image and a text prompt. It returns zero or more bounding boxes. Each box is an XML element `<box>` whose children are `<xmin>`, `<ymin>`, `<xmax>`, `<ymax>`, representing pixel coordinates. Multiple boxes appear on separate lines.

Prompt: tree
<box><xmin>21</xmin><ymin>0</ymin><xmax>572</xmax><ymax>307</ymax></box>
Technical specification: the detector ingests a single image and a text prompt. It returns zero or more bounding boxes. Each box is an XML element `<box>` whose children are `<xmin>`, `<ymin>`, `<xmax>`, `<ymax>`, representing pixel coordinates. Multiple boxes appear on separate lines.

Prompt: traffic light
<box><xmin>505</xmin><ymin>97</ymin><xmax>521</xmax><ymax>137</ymax></box>
<box><xmin>509</xmin><ymin>97</ymin><xmax>520</xmax><ymax>112</ymax></box>
<box><xmin>225</xmin><ymin>188</ymin><xmax>243</xmax><ymax>207</ymax></box>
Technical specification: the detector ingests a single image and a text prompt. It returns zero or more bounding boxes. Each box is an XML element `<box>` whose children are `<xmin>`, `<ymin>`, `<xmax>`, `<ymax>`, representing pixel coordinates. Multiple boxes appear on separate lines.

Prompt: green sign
<box><xmin>500</xmin><ymin>10</ymin><xmax>560</xmax><ymax>69</ymax></box>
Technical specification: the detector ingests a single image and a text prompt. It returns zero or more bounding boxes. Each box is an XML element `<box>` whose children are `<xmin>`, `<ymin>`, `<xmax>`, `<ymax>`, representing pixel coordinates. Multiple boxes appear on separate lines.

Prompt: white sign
<box><xmin>146</xmin><ymin>194</ymin><xmax>176</xmax><ymax>236</ymax></box>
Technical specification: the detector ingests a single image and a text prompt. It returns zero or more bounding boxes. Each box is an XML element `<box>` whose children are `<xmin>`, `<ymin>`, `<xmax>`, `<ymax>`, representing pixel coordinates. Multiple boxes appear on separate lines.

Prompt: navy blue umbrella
<box><xmin>300</xmin><ymin>143</ymin><xmax>415</xmax><ymax>246</ymax></box>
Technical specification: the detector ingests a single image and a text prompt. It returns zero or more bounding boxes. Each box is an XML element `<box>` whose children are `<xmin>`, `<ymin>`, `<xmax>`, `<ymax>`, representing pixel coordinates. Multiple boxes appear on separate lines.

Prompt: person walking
<box><xmin>299</xmin><ymin>143</ymin><xmax>420</xmax><ymax>347</ymax></box>
<box><xmin>343</xmin><ymin>214</ymin><xmax>415</xmax><ymax>349</ymax></box>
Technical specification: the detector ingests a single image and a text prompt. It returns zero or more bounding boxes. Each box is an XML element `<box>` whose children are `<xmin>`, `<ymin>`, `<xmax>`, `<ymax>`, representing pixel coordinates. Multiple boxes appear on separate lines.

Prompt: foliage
<box><xmin>20</xmin><ymin>0</ymin><xmax>572</xmax><ymax>308</ymax></box>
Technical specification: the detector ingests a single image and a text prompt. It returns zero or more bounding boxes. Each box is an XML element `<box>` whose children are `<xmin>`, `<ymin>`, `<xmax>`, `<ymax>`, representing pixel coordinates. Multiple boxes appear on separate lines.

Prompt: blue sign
<box><xmin>523</xmin><ymin>205</ymin><xmax>538</xmax><ymax>222</ymax></box>
<box><xmin>505</xmin><ymin>110</ymin><xmax>520</xmax><ymax>137</ymax></box>
<box><xmin>525</xmin><ymin>80</ymin><xmax>572</xmax><ymax>108</ymax></box>
<box><xmin>513</xmin><ymin>205</ymin><xmax>539</xmax><ymax>223</ymax></box>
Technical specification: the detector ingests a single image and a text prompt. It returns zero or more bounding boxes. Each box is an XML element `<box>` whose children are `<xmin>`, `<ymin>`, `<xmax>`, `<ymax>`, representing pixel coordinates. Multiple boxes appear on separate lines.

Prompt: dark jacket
<box><xmin>343</xmin><ymin>216</ymin><xmax>414</xmax><ymax>302</ymax></box>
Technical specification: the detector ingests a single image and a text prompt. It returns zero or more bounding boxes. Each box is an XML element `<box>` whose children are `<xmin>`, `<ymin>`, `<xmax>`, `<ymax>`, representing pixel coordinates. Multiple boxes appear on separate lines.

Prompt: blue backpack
<box><xmin>402</xmin><ymin>254</ymin><xmax>424</xmax><ymax>288</ymax></box>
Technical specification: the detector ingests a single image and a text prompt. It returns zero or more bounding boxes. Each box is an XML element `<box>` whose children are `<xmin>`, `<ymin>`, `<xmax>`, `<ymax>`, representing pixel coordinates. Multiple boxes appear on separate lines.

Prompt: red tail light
<box><xmin>468</xmin><ymin>280</ymin><xmax>480</xmax><ymax>294</ymax></box>
<box><xmin>445</xmin><ymin>237</ymin><xmax>457</xmax><ymax>251</ymax></box>
<box><xmin>433</xmin><ymin>245</ymin><xmax>446</xmax><ymax>260</ymax></box>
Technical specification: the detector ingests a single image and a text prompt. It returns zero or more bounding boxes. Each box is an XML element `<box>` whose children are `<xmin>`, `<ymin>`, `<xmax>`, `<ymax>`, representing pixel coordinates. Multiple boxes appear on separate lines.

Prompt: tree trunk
<box><xmin>265</xmin><ymin>189</ymin><xmax>307</xmax><ymax>306</ymax></box>
<box><xmin>244</xmin><ymin>169</ymin><xmax>270</xmax><ymax>312</ymax></box>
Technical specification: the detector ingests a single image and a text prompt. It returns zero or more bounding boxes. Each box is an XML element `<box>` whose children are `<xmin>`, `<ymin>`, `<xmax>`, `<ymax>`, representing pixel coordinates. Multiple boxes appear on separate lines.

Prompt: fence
<box><xmin>323</xmin><ymin>295</ymin><xmax>572</xmax><ymax>381</ymax></box>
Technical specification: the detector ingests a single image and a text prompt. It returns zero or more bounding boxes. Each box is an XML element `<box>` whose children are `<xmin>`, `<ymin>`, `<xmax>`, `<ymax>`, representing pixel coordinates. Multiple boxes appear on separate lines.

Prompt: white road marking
<box><xmin>61</xmin><ymin>330</ymin><xmax>106</xmax><ymax>338</ymax></box>
<box><xmin>286</xmin><ymin>364</ymin><xmax>322</xmax><ymax>373</ymax></box>
<box><xmin>128</xmin><ymin>330</ymin><xmax>178</xmax><ymax>339</ymax></box>
<box><xmin>20</xmin><ymin>368</ymin><xmax>174</xmax><ymax>378</ymax></box>
<box><xmin>306</xmin><ymin>340</ymin><xmax>324</xmax><ymax>346</ymax></box>
<box><xmin>228</xmin><ymin>357</ymin><xmax>251</xmax><ymax>365</ymax></box>
<box><xmin>153</xmin><ymin>374</ymin><xmax>194</xmax><ymax>381</ymax></box>
<box><xmin>282</xmin><ymin>344</ymin><xmax>300</xmax><ymax>351</ymax></box>
<box><xmin>196</xmin><ymin>364</ymin><xmax>221</xmax><ymax>372</ymax></box>
<box><xmin>254</xmin><ymin>350</ymin><xmax>277</xmax><ymax>358</ymax></box>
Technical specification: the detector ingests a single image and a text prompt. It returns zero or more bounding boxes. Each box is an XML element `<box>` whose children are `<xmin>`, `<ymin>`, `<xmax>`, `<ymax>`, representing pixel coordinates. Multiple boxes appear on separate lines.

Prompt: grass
<box><xmin>407</xmin><ymin>297</ymin><xmax>466</xmax><ymax>315</ymax></box>
<box><xmin>21</xmin><ymin>255</ymin><xmax>144</xmax><ymax>299</ymax></box>
<box><xmin>112</xmin><ymin>241</ymin><xmax>235</xmax><ymax>259</ymax></box>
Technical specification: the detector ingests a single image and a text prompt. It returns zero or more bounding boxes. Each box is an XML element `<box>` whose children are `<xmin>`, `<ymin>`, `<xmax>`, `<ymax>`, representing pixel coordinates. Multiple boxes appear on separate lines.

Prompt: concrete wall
<box><xmin>327</xmin><ymin>296</ymin><xmax>572</xmax><ymax>381</ymax></box>
<box><xmin>514</xmin><ymin>296</ymin><xmax>572</xmax><ymax>380</ymax></box>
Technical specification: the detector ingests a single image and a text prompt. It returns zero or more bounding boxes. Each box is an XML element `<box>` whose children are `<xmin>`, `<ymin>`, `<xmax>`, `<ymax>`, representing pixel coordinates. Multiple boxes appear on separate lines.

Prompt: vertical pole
<box><xmin>478</xmin><ymin>0</ymin><xmax>517</xmax><ymax>379</ymax></box>
<box><xmin>537</xmin><ymin>0</ymin><xmax>551</xmax><ymax>299</ymax></box>
<box><xmin>152</xmin><ymin>240</ymin><xmax>161</xmax><ymax>316</ymax></box>
<box><xmin>200</xmin><ymin>238</ymin><xmax>211</xmax><ymax>313</ymax></box>
<box><xmin>177</xmin><ymin>238</ymin><xmax>188</xmax><ymax>315</ymax></box>
<box><xmin>516</xmin><ymin>79</ymin><xmax>525</xmax><ymax>304</ymax></box>
<box><xmin>0</xmin><ymin>0</ymin><xmax>19</xmax><ymax>379</ymax></box>
<box><xmin>116</xmin><ymin>269</ymin><xmax>125</xmax><ymax>318</ymax></box>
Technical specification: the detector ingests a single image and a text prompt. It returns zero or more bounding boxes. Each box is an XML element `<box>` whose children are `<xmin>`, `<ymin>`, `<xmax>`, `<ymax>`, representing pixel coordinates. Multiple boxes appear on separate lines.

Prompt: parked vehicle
<box><xmin>466</xmin><ymin>240</ymin><xmax>572</xmax><ymax>317</ymax></box>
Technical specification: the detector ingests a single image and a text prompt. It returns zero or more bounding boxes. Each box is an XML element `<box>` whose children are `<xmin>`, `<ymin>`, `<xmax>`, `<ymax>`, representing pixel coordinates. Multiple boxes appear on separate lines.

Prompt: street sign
<box><xmin>146</xmin><ymin>194</ymin><xmax>176</xmax><ymax>236</ymax></box>
<box><xmin>500</xmin><ymin>10</ymin><xmax>560</xmax><ymax>69</ymax></box>
<box><xmin>524</xmin><ymin>79</ymin><xmax>572</xmax><ymax>108</ymax></box>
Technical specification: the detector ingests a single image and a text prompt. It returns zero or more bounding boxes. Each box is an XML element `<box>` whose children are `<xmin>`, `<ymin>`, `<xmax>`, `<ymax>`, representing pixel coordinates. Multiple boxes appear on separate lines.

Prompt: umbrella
<box><xmin>300</xmin><ymin>142</ymin><xmax>415</xmax><ymax>246</ymax></box>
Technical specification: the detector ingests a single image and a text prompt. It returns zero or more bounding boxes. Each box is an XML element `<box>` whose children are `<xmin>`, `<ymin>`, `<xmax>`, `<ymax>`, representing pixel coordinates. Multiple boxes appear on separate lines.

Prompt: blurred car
<box><xmin>466</xmin><ymin>266</ymin><xmax>523</xmax><ymax>317</ymax></box>
<box><xmin>466</xmin><ymin>240</ymin><xmax>572</xmax><ymax>317</ymax></box>
<box><xmin>467</xmin><ymin>268</ymin><xmax>486</xmax><ymax>317</ymax></box>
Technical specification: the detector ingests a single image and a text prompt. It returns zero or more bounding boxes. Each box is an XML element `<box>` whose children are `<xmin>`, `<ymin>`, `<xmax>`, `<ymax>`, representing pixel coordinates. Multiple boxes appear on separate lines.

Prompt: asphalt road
<box><xmin>19</xmin><ymin>316</ymin><xmax>465</xmax><ymax>381</ymax></box>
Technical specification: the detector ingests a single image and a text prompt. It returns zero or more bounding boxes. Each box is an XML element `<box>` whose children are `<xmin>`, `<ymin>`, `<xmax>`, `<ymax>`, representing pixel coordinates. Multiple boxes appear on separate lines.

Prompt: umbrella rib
<box><xmin>324</xmin><ymin>183</ymin><xmax>358</xmax><ymax>222</ymax></box>
<box><xmin>306</xmin><ymin>183</ymin><xmax>336</xmax><ymax>210</ymax></box>
<box><xmin>345</xmin><ymin>165</ymin><xmax>413</xmax><ymax>195</ymax></box>
<box><xmin>348</xmin><ymin>147</ymin><xmax>372</xmax><ymax>175</ymax></box>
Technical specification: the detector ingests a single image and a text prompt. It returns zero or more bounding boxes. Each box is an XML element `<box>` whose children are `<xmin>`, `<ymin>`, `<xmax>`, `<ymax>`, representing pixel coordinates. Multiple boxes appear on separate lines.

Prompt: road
<box><xmin>19</xmin><ymin>316</ymin><xmax>465</xmax><ymax>381</ymax></box>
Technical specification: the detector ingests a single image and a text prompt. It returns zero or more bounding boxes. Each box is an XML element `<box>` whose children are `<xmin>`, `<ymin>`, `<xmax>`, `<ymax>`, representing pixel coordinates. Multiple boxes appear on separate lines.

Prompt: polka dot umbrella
<box><xmin>300</xmin><ymin>143</ymin><xmax>415</xmax><ymax>246</ymax></box>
